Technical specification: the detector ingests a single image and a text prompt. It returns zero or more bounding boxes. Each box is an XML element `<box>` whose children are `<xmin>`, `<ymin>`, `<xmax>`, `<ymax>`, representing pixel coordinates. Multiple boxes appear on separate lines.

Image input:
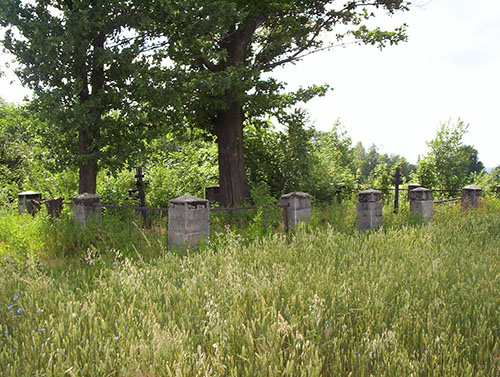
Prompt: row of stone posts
<box><xmin>167</xmin><ymin>192</ymin><xmax>312</xmax><ymax>250</ymax></box>
<box><xmin>17</xmin><ymin>190</ymin><xmax>313</xmax><ymax>251</ymax></box>
<box><xmin>17</xmin><ymin>184</ymin><xmax>488</xmax><ymax>249</ymax></box>
<box><xmin>18</xmin><ymin>191</ymin><xmax>101</xmax><ymax>226</ymax></box>
<box><xmin>356</xmin><ymin>184</ymin><xmax>484</xmax><ymax>231</ymax></box>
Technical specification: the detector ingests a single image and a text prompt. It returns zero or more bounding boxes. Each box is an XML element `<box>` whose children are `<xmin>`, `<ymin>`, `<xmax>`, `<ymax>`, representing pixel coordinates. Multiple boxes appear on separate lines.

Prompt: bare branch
<box><xmin>258</xmin><ymin>41</ymin><xmax>359</xmax><ymax>71</ymax></box>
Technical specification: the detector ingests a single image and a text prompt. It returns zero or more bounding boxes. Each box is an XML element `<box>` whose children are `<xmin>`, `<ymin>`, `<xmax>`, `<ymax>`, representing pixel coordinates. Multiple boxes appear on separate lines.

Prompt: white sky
<box><xmin>1</xmin><ymin>0</ymin><xmax>499</xmax><ymax>167</ymax></box>
<box><xmin>273</xmin><ymin>0</ymin><xmax>500</xmax><ymax>168</ymax></box>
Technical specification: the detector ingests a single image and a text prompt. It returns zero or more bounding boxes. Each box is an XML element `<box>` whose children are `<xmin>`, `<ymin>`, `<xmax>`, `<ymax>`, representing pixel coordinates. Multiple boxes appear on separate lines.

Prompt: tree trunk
<box><xmin>215</xmin><ymin>98</ymin><xmax>249</xmax><ymax>206</ymax></box>
<box><xmin>78</xmin><ymin>130</ymin><xmax>98</xmax><ymax>194</ymax></box>
<box><xmin>77</xmin><ymin>31</ymin><xmax>105</xmax><ymax>195</ymax></box>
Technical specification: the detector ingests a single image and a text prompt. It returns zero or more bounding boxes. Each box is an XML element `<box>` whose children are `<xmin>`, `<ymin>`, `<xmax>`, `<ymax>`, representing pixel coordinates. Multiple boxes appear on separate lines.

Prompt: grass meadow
<box><xmin>1</xmin><ymin>199</ymin><xmax>499</xmax><ymax>376</ymax></box>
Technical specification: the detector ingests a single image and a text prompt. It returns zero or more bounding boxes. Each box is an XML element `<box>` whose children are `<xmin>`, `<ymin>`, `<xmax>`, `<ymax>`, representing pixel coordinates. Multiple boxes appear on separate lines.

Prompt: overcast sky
<box><xmin>274</xmin><ymin>0</ymin><xmax>500</xmax><ymax>168</ymax></box>
<box><xmin>1</xmin><ymin>0</ymin><xmax>499</xmax><ymax>167</ymax></box>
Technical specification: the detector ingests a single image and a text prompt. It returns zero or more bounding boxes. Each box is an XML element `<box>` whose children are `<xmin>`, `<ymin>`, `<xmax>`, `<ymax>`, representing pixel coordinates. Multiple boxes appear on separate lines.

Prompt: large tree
<box><xmin>149</xmin><ymin>0</ymin><xmax>410</xmax><ymax>204</ymax></box>
<box><xmin>0</xmin><ymin>0</ymin><xmax>156</xmax><ymax>194</ymax></box>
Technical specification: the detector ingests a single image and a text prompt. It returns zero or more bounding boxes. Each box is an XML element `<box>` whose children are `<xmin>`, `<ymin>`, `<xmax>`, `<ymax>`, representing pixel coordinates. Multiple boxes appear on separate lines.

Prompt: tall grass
<box><xmin>0</xmin><ymin>200</ymin><xmax>499</xmax><ymax>376</ymax></box>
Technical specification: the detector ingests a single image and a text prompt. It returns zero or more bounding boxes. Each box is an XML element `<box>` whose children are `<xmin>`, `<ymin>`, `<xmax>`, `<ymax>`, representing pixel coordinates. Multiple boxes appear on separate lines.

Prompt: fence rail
<box><xmin>433</xmin><ymin>197</ymin><xmax>462</xmax><ymax>204</ymax></box>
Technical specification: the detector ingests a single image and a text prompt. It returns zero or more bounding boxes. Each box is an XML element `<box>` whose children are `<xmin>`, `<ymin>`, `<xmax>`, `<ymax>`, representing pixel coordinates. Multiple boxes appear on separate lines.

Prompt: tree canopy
<box><xmin>414</xmin><ymin>119</ymin><xmax>485</xmax><ymax>194</ymax></box>
<box><xmin>0</xmin><ymin>0</ymin><xmax>158</xmax><ymax>194</ymax></box>
<box><xmin>144</xmin><ymin>0</ymin><xmax>410</xmax><ymax>204</ymax></box>
<box><xmin>2</xmin><ymin>0</ymin><xmax>411</xmax><ymax>202</ymax></box>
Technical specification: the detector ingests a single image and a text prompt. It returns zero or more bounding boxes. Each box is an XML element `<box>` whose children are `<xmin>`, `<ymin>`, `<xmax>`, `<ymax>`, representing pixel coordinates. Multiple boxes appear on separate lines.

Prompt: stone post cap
<box><xmin>169</xmin><ymin>195</ymin><xmax>209</xmax><ymax>206</ymax></box>
<box><xmin>72</xmin><ymin>193</ymin><xmax>100</xmax><ymax>205</ymax></box>
<box><xmin>462</xmin><ymin>185</ymin><xmax>482</xmax><ymax>193</ymax></box>
<box><xmin>46</xmin><ymin>197</ymin><xmax>63</xmax><ymax>202</ymax></box>
<box><xmin>408</xmin><ymin>187</ymin><xmax>432</xmax><ymax>201</ymax></box>
<box><xmin>206</xmin><ymin>184</ymin><xmax>220</xmax><ymax>189</ymax></box>
<box><xmin>407</xmin><ymin>183</ymin><xmax>422</xmax><ymax>191</ymax></box>
<box><xmin>358</xmin><ymin>189</ymin><xmax>382</xmax><ymax>202</ymax></box>
<box><xmin>18</xmin><ymin>191</ymin><xmax>41</xmax><ymax>197</ymax></box>
<box><xmin>280</xmin><ymin>192</ymin><xmax>311</xmax><ymax>199</ymax></box>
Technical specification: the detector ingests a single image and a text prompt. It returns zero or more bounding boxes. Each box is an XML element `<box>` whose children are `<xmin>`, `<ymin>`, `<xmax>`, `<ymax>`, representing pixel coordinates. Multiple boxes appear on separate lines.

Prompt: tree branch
<box><xmin>258</xmin><ymin>41</ymin><xmax>358</xmax><ymax>71</ymax></box>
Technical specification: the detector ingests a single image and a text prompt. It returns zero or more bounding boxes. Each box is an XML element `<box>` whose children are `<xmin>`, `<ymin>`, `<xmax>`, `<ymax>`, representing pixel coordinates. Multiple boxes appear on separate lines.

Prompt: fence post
<box><xmin>18</xmin><ymin>191</ymin><xmax>42</xmax><ymax>216</ymax></box>
<box><xmin>135</xmin><ymin>167</ymin><xmax>150</xmax><ymax>227</ymax></box>
<box><xmin>407</xmin><ymin>183</ymin><xmax>422</xmax><ymax>200</ymax></box>
<box><xmin>461</xmin><ymin>185</ymin><xmax>482</xmax><ymax>210</ymax></box>
<box><xmin>357</xmin><ymin>189</ymin><xmax>383</xmax><ymax>231</ymax></box>
<box><xmin>393</xmin><ymin>167</ymin><xmax>401</xmax><ymax>213</ymax></box>
<box><xmin>168</xmin><ymin>195</ymin><xmax>209</xmax><ymax>250</ymax></box>
<box><xmin>336</xmin><ymin>184</ymin><xmax>344</xmax><ymax>204</ymax></box>
<box><xmin>409</xmin><ymin>187</ymin><xmax>433</xmax><ymax>222</ymax></box>
<box><xmin>45</xmin><ymin>198</ymin><xmax>63</xmax><ymax>218</ymax></box>
<box><xmin>279</xmin><ymin>192</ymin><xmax>312</xmax><ymax>230</ymax></box>
<box><xmin>205</xmin><ymin>185</ymin><xmax>221</xmax><ymax>204</ymax></box>
<box><xmin>72</xmin><ymin>193</ymin><xmax>101</xmax><ymax>226</ymax></box>
<box><xmin>496</xmin><ymin>185</ymin><xmax>500</xmax><ymax>198</ymax></box>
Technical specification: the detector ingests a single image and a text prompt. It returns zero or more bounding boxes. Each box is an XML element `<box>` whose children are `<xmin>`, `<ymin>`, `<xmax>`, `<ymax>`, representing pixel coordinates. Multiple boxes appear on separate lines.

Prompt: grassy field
<box><xmin>1</xmin><ymin>200</ymin><xmax>499</xmax><ymax>376</ymax></box>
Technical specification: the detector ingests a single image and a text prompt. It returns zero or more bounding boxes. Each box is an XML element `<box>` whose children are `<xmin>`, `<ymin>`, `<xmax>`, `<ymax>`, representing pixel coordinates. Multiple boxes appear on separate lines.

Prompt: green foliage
<box><xmin>470</xmin><ymin>170</ymin><xmax>499</xmax><ymax>197</ymax></box>
<box><xmin>461</xmin><ymin>145</ymin><xmax>484</xmax><ymax>176</ymax></box>
<box><xmin>0</xmin><ymin>207</ymin><xmax>168</xmax><ymax>260</ymax></box>
<box><xmin>0</xmin><ymin>1</ymin><xmax>161</xmax><ymax>192</ymax></box>
<box><xmin>244</xmin><ymin>119</ymin><xmax>284</xmax><ymax>196</ymax></box>
<box><xmin>247</xmin><ymin>182</ymin><xmax>283</xmax><ymax>239</ymax></box>
<box><xmin>369</xmin><ymin>161</ymin><xmax>393</xmax><ymax>199</ymax></box>
<box><xmin>414</xmin><ymin>120</ymin><xmax>473</xmax><ymax>195</ymax></box>
<box><xmin>0</xmin><ymin>100</ymin><xmax>43</xmax><ymax>201</ymax></box>
<box><xmin>144</xmin><ymin>0</ymin><xmax>410</xmax><ymax>202</ymax></box>
<box><xmin>428</xmin><ymin>120</ymin><xmax>469</xmax><ymax>189</ymax></box>
<box><xmin>414</xmin><ymin>155</ymin><xmax>437</xmax><ymax>190</ymax></box>
<box><xmin>244</xmin><ymin>110</ymin><xmax>317</xmax><ymax>199</ymax></box>
<box><xmin>355</xmin><ymin>142</ymin><xmax>416</xmax><ymax>184</ymax></box>
<box><xmin>146</xmin><ymin>134</ymin><xmax>219</xmax><ymax>208</ymax></box>
<box><xmin>96</xmin><ymin>169</ymin><xmax>136</xmax><ymax>206</ymax></box>
<box><xmin>0</xmin><ymin>210</ymin><xmax>46</xmax><ymax>260</ymax></box>
<box><xmin>278</xmin><ymin>110</ymin><xmax>317</xmax><ymax>194</ymax></box>
<box><xmin>355</xmin><ymin>142</ymin><xmax>379</xmax><ymax>183</ymax></box>
<box><xmin>245</xmin><ymin>115</ymin><xmax>359</xmax><ymax>203</ymax></box>
<box><xmin>310</xmin><ymin>122</ymin><xmax>358</xmax><ymax>202</ymax></box>
<box><xmin>489</xmin><ymin>166</ymin><xmax>500</xmax><ymax>184</ymax></box>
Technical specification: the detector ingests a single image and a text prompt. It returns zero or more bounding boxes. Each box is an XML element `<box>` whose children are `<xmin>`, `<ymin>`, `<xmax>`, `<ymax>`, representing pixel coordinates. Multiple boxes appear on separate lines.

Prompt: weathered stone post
<box><xmin>72</xmin><ymin>193</ymin><xmax>101</xmax><ymax>226</ymax></box>
<box><xmin>205</xmin><ymin>185</ymin><xmax>221</xmax><ymax>204</ymax></box>
<box><xmin>357</xmin><ymin>189</ymin><xmax>383</xmax><ymax>231</ymax></box>
<box><xmin>407</xmin><ymin>183</ymin><xmax>422</xmax><ymax>200</ymax></box>
<box><xmin>279</xmin><ymin>192</ymin><xmax>312</xmax><ymax>231</ymax></box>
<box><xmin>461</xmin><ymin>185</ymin><xmax>482</xmax><ymax>210</ymax></box>
<box><xmin>18</xmin><ymin>191</ymin><xmax>42</xmax><ymax>215</ymax></box>
<box><xmin>409</xmin><ymin>187</ymin><xmax>433</xmax><ymax>222</ymax></box>
<box><xmin>45</xmin><ymin>198</ymin><xmax>64</xmax><ymax>218</ymax></box>
<box><xmin>168</xmin><ymin>195</ymin><xmax>209</xmax><ymax>250</ymax></box>
<box><xmin>496</xmin><ymin>185</ymin><xmax>500</xmax><ymax>198</ymax></box>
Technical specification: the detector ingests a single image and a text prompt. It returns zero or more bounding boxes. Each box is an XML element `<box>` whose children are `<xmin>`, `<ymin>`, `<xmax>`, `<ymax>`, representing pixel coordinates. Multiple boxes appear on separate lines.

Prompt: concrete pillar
<box><xmin>18</xmin><ymin>191</ymin><xmax>42</xmax><ymax>215</ymax></box>
<box><xmin>279</xmin><ymin>192</ymin><xmax>312</xmax><ymax>230</ymax></box>
<box><xmin>205</xmin><ymin>185</ymin><xmax>221</xmax><ymax>204</ymax></box>
<box><xmin>357</xmin><ymin>189</ymin><xmax>383</xmax><ymax>231</ymax></box>
<box><xmin>461</xmin><ymin>185</ymin><xmax>482</xmax><ymax>210</ymax></box>
<box><xmin>72</xmin><ymin>193</ymin><xmax>101</xmax><ymax>226</ymax></box>
<box><xmin>409</xmin><ymin>187</ymin><xmax>433</xmax><ymax>222</ymax></box>
<box><xmin>407</xmin><ymin>183</ymin><xmax>422</xmax><ymax>200</ymax></box>
<box><xmin>168</xmin><ymin>195</ymin><xmax>209</xmax><ymax>250</ymax></box>
<box><xmin>45</xmin><ymin>197</ymin><xmax>63</xmax><ymax>218</ymax></box>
